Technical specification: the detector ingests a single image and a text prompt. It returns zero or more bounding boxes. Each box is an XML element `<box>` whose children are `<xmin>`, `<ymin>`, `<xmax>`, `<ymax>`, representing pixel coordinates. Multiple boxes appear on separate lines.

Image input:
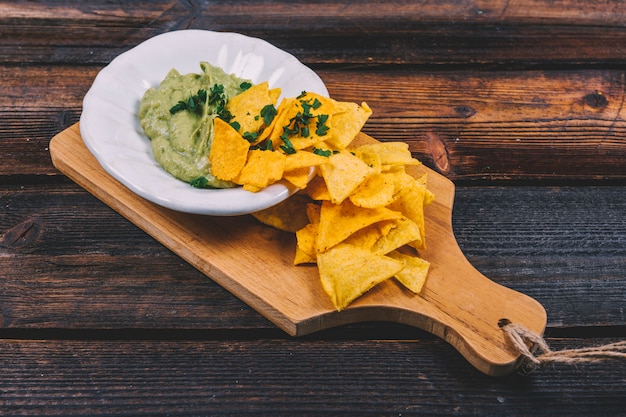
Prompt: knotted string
<box><xmin>498</xmin><ymin>318</ymin><xmax>626</xmax><ymax>373</ymax></box>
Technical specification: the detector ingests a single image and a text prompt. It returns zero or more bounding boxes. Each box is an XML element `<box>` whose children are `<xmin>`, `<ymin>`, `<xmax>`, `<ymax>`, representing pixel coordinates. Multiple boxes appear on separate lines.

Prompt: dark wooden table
<box><xmin>2</xmin><ymin>1</ymin><xmax>625</xmax><ymax>415</ymax></box>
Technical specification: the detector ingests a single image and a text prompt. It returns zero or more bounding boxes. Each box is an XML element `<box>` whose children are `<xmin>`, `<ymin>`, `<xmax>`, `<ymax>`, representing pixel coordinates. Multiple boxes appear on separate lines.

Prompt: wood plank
<box><xmin>0</xmin><ymin>338</ymin><xmax>624</xmax><ymax>416</ymax></box>
<box><xmin>1</xmin><ymin>1</ymin><xmax>626</xmax><ymax>67</ymax></box>
<box><xmin>2</xmin><ymin>67</ymin><xmax>626</xmax><ymax>180</ymax></box>
<box><xmin>1</xmin><ymin>184</ymin><xmax>624</xmax><ymax>331</ymax></box>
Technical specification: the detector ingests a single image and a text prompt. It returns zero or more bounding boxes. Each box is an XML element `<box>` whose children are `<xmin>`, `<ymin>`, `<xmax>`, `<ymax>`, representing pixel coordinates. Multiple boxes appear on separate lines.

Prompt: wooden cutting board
<box><xmin>50</xmin><ymin>123</ymin><xmax>546</xmax><ymax>376</ymax></box>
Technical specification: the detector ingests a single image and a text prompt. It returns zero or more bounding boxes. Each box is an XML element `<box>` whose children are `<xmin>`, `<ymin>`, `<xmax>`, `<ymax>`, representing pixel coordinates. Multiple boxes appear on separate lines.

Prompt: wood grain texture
<box><xmin>2</xmin><ymin>67</ymin><xmax>625</xmax><ymax>180</ymax></box>
<box><xmin>1</xmin><ymin>0</ymin><xmax>626</xmax><ymax>413</ymax></box>
<box><xmin>3</xmin><ymin>345</ymin><xmax>619</xmax><ymax>415</ymax></box>
<box><xmin>1</xmin><ymin>338</ymin><xmax>625</xmax><ymax>416</ymax></box>
<box><xmin>2</xmin><ymin>1</ymin><xmax>626</xmax><ymax>67</ymax></box>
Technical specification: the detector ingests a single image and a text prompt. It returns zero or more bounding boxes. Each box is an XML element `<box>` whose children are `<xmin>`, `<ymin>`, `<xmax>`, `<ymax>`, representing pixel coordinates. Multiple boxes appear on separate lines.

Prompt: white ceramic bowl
<box><xmin>80</xmin><ymin>30</ymin><xmax>328</xmax><ymax>215</ymax></box>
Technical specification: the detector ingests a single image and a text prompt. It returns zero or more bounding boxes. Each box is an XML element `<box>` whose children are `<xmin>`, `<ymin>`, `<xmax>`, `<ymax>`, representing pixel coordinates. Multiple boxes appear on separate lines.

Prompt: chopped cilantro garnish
<box><xmin>169</xmin><ymin>101</ymin><xmax>187</xmax><ymax>114</ymax></box>
<box><xmin>313</xmin><ymin>147</ymin><xmax>332</xmax><ymax>157</ymax></box>
<box><xmin>218</xmin><ymin>108</ymin><xmax>233</xmax><ymax>122</ymax></box>
<box><xmin>260</xmin><ymin>104</ymin><xmax>277</xmax><ymax>126</ymax></box>
<box><xmin>243</xmin><ymin>131</ymin><xmax>258</xmax><ymax>142</ymax></box>
<box><xmin>250</xmin><ymin>139</ymin><xmax>274</xmax><ymax>151</ymax></box>
<box><xmin>316</xmin><ymin>113</ymin><xmax>330</xmax><ymax>136</ymax></box>
<box><xmin>229</xmin><ymin>121</ymin><xmax>241</xmax><ymax>132</ymax></box>
<box><xmin>169</xmin><ymin>89</ymin><xmax>208</xmax><ymax>115</ymax></box>
<box><xmin>208</xmin><ymin>84</ymin><xmax>225</xmax><ymax>105</ymax></box>
<box><xmin>240</xmin><ymin>81</ymin><xmax>252</xmax><ymax>91</ymax></box>
<box><xmin>189</xmin><ymin>176</ymin><xmax>209</xmax><ymax>188</ymax></box>
<box><xmin>280</xmin><ymin>136</ymin><xmax>297</xmax><ymax>154</ymax></box>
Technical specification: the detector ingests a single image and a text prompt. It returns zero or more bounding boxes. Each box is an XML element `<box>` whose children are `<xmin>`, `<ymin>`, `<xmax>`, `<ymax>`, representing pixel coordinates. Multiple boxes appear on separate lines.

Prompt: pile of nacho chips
<box><xmin>289</xmin><ymin>141</ymin><xmax>434</xmax><ymax>311</ymax></box>
<box><xmin>210</xmin><ymin>82</ymin><xmax>370</xmax><ymax>192</ymax></box>
<box><xmin>209</xmin><ymin>83</ymin><xmax>434</xmax><ymax>311</ymax></box>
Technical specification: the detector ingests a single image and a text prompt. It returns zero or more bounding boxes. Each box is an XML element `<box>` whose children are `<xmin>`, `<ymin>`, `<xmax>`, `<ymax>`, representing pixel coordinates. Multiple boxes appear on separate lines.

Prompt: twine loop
<box><xmin>498</xmin><ymin>318</ymin><xmax>626</xmax><ymax>373</ymax></box>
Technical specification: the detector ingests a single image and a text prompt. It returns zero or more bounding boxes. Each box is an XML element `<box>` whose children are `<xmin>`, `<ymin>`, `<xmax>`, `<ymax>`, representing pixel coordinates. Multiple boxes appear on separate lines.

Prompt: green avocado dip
<box><xmin>138</xmin><ymin>62</ymin><xmax>252</xmax><ymax>188</ymax></box>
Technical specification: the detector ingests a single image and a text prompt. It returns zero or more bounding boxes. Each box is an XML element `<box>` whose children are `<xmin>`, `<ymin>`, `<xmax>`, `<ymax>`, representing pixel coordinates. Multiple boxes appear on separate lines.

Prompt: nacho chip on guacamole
<box><xmin>226</xmin><ymin>81</ymin><xmax>281</xmax><ymax>144</ymax></box>
<box><xmin>209</xmin><ymin>117</ymin><xmax>251</xmax><ymax>181</ymax></box>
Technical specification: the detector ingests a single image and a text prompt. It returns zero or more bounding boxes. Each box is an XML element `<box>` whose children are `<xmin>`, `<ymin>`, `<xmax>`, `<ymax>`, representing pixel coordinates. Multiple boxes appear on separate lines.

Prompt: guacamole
<box><xmin>138</xmin><ymin>62</ymin><xmax>251</xmax><ymax>188</ymax></box>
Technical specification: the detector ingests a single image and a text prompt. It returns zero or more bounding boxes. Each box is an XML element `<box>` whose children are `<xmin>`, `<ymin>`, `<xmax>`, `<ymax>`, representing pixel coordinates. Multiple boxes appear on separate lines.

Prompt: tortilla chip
<box><xmin>226</xmin><ymin>81</ymin><xmax>280</xmax><ymax>144</ymax></box>
<box><xmin>285</xmin><ymin>151</ymin><xmax>328</xmax><ymax>171</ymax></box>
<box><xmin>315</xmin><ymin>200</ymin><xmax>403</xmax><ymax>252</ymax></box>
<box><xmin>318</xmin><ymin>243</ymin><xmax>405</xmax><ymax>311</ymax></box>
<box><xmin>342</xmin><ymin>224</ymin><xmax>384</xmax><ymax>251</ymax></box>
<box><xmin>388</xmin><ymin>176</ymin><xmax>427</xmax><ymax>250</ymax></box>
<box><xmin>294</xmin><ymin>223</ymin><xmax>318</xmax><ymax>265</ymax></box>
<box><xmin>349</xmin><ymin>172</ymin><xmax>396</xmax><ymax>208</ymax></box>
<box><xmin>269</xmin><ymin>92</ymin><xmax>337</xmax><ymax>150</ymax></box>
<box><xmin>252</xmin><ymin>193</ymin><xmax>312</xmax><ymax>233</ymax></box>
<box><xmin>306</xmin><ymin>202</ymin><xmax>321</xmax><ymax>224</ymax></box>
<box><xmin>318</xmin><ymin>151</ymin><xmax>375</xmax><ymax>204</ymax></box>
<box><xmin>283</xmin><ymin>167</ymin><xmax>312</xmax><ymax>189</ymax></box>
<box><xmin>282</xmin><ymin>151</ymin><xmax>327</xmax><ymax>188</ymax></box>
<box><xmin>236</xmin><ymin>149</ymin><xmax>286</xmax><ymax>190</ymax></box>
<box><xmin>209</xmin><ymin>117</ymin><xmax>251</xmax><ymax>181</ymax></box>
<box><xmin>357</xmin><ymin>142</ymin><xmax>420</xmax><ymax>169</ymax></box>
<box><xmin>258</xmin><ymin>97</ymin><xmax>296</xmax><ymax>144</ymax></box>
<box><xmin>371</xmin><ymin>216</ymin><xmax>422</xmax><ymax>255</ymax></box>
<box><xmin>326</xmin><ymin>102</ymin><xmax>372</xmax><ymax>149</ymax></box>
<box><xmin>388</xmin><ymin>251</ymin><xmax>430</xmax><ymax>293</ymax></box>
<box><xmin>306</xmin><ymin>175</ymin><xmax>332</xmax><ymax>201</ymax></box>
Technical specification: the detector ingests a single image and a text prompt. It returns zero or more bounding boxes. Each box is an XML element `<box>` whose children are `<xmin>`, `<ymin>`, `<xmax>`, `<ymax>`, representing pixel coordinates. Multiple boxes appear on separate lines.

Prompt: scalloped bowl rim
<box><xmin>79</xmin><ymin>29</ymin><xmax>328</xmax><ymax>215</ymax></box>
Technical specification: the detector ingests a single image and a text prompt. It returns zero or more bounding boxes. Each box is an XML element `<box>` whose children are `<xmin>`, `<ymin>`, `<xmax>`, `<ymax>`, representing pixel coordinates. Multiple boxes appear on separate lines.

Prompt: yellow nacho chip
<box><xmin>315</xmin><ymin>200</ymin><xmax>403</xmax><ymax>252</ymax></box>
<box><xmin>349</xmin><ymin>172</ymin><xmax>396</xmax><ymax>208</ymax></box>
<box><xmin>209</xmin><ymin>117</ymin><xmax>251</xmax><ymax>181</ymax></box>
<box><xmin>226</xmin><ymin>81</ymin><xmax>280</xmax><ymax>144</ymax></box>
<box><xmin>371</xmin><ymin>216</ymin><xmax>422</xmax><ymax>255</ymax></box>
<box><xmin>294</xmin><ymin>222</ymin><xmax>319</xmax><ymax>265</ymax></box>
<box><xmin>306</xmin><ymin>175</ymin><xmax>332</xmax><ymax>201</ymax></box>
<box><xmin>318</xmin><ymin>243</ymin><xmax>405</xmax><ymax>311</ymax></box>
<box><xmin>282</xmin><ymin>151</ymin><xmax>328</xmax><ymax>189</ymax></box>
<box><xmin>236</xmin><ymin>149</ymin><xmax>286</xmax><ymax>190</ymax></box>
<box><xmin>283</xmin><ymin>167</ymin><xmax>312</xmax><ymax>189</ymax></box>
<box><xmin>257</xmin><ymin>97</ymin><xmax>296</xmax><ymax>143</ymax></box>
<box><xmin>342</xmin><ymin>223</ymin><xmax>384</xmax><ymax>251</ymax></box>
<box><xmin>326</xmin><ymin>101</ymin><xmax>372</xmax><ymax>149</ymax></box>
<box><xmin>357</xmin><ymin>142</ymin><xmax>421</xmax><ymax>169</ymax></box>
<box><xmin>285</xmin><ymin>151</ymin><xmax>328</xmax><ymax>171</ymax></box>
<box><xmin>252</xmin><ymin>193</ymin><xmax>312</xmax><ymax>233</ymax></box>
<box><xmin>269</xmin><ymin>92</ymin><xmax>337</xmax><ymax>150</ymax></box>
<box><xmin>388</xmin><ymin>251</ymin><xmax>430</xmax><ymax>293</ymax></box>
<box><xmin>306</xmin><ymin>202</ymin><xmax>321</xmax><ymax>224</ymax></box>
<box><xmin>388</xmin><ymin>175</ymin><xmax>428</xmax><ymax>250</ymax></box>
<box><xmin>318</xmin><ymin>151</ymin><xmax>375</xmax><ymax>204</ymax></box>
